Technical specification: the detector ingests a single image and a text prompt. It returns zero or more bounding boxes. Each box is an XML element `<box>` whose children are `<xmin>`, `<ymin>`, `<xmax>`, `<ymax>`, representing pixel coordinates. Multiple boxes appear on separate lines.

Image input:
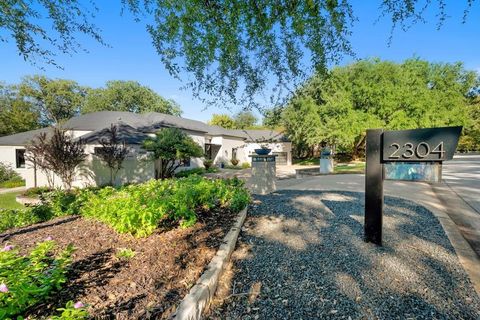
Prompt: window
<box><xmin>182</xmin><ymin>158</ymin><xmax>191</xmax><ymax>167</ymax></box>
<box><xmin>232</xmin><ymin>148</ymin><xmax>237</xmax><ymax>160</ymax></box>
<box><xmin>16</xmin><ymin>149</ymin><xmax>26</xmax><ymax>168</ymax></box>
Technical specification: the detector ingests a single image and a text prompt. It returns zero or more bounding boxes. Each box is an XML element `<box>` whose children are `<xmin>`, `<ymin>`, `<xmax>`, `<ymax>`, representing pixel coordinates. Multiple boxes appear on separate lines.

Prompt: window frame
<box><xmin>15</xmin><ymin>149</ymin><xmax>26</xmax><ymax>169</ymax></box>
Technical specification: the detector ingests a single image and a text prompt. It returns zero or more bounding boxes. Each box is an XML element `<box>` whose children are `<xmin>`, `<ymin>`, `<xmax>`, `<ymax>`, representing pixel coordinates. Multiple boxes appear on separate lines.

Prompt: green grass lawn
<box><xmin>0</xmin><ymin>191</ymin><xmax>25</xmax><ymax>210</ymax></box>
<box><xmin>293</xmin><ymin>158</ymin><xmax>319</xmax><ymax>166</ymax></box>
<box><xmin>334</xmin><ymin>162</ymin><xmax>365</xmax><ymax>174</ymax></box>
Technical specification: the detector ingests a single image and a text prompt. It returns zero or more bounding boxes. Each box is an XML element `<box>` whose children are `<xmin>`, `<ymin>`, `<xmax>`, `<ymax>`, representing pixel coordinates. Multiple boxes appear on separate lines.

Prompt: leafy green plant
<box><xmin>175</xmin><ymin>168</ymin><xmax>205</xmax><ymax>178</ymax></box>
<box><xmin>143</xmin><ymin>128</ymin><xmax>204</xmax><ymax>179</ymax></box>
<box><xmin>0</xmin><ymin>177</ymin><xmax>25</xmax><ymax>188</ymax></box>
<box><xmin>241</xmin><ymin>162</ymin><xmax>251</xmax><ymax>169</ymax></box>
<box><xmin>0</xmin><ymin>205</ymin><xmax>54</xmax><ymax>233</ymax></box>
<box><xmin>42</xmin><ymin>190</ymin><xmax>80</xmax><ymax>216</ymax></box>
<box><xmin>0</xmin><ymin>163</ymin><xmax>21</xmax><ymax>183</ymax></box>
<box><xmin>50</xmin><ymin>301</ymin><xmax>89</xmax><ymax>320</ymax></box>
<box><xmin>116</xmin><ymin>248</ymin><xmax>136</xmax><ymax>261</ymax></box>
<box><xmin>80</xmin><ymin>176</ymin><xmax>250</xmax><ymax>237</ymax></box>
<box><xmin>203</xmin><ymin>159</ymin><xmax>214</xmax><ymax>170</ymax></box>
<box><xmin>0</xmin><ymin>241</ymin><xmax>75</xmax><ymax>319</ymax></box>
<box><xmin>22</xmin><ymin>187</ymin><xmax>53</xmax><ymax>198</ymax></box>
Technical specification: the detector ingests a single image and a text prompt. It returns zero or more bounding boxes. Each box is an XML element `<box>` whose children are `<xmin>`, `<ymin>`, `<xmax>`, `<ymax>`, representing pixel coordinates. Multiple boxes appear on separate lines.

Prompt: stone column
<box><xmin>320</xmin><ymin>148</ymin><xmax>334</xmax><ymax>174</ymax></box>
<box><xmin>249</xmin><ymin>155</ymin><xmax>277</xmax><ymax>195</ymax></box>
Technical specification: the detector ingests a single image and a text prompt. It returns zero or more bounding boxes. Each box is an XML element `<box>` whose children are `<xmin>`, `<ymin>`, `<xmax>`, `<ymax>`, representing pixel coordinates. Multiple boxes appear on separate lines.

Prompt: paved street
<box><xmin>442</xmin><ymin>154</ymin><xmax>480</xmax><ymax>214</ymax></box>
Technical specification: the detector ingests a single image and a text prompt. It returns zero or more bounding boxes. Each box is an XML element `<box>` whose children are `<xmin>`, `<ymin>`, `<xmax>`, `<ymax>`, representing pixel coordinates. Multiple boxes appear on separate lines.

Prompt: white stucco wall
<box><xmin>211</xmin><ymin>136</ymin><xmax>247</xmax><ymax>165</ymax></box>
<box><xmin>75</xmin><ymin>144</ymin><xmax>155</xmax><ymax>187</ymax></box>
<box><xmin>243</xmin><ymin>142</ymin><xmax>293</xmax><ymax>165</ymax></box>
<box><xmin>0</xmin><ymin>129</ymin><xmax>292</xmax><ymax>189</ymax></box>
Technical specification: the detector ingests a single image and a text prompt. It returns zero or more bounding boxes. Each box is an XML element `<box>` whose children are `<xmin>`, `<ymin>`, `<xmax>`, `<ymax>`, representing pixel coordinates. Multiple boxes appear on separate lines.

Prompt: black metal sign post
<box><xmin>365</xmin><ymin>129</ymin><xmax>384</xmax><ymax>245</ymax></box>
<box><xmin>364</xmin><ymin>126</ymin><xmax>462</xmax><ymax>246</ymax></box>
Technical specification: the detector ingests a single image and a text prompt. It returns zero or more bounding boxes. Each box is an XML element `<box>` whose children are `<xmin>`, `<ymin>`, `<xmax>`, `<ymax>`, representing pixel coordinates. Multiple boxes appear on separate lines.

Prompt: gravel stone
<box><xmin>207</xmin><ymin>190</ymin><xmax>480</xmax><ymax>319</ymax></box>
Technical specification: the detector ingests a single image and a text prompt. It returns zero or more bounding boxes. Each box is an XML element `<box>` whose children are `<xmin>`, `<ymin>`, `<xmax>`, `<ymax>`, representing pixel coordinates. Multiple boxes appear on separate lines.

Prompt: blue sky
<box><xmin>0</xmin><ymin>1</ymin><xmax>479</xmax><ymax>122</ymax></box>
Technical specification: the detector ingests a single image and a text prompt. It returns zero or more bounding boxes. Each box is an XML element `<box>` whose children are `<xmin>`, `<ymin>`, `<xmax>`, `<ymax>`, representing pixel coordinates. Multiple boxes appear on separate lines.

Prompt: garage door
<box><xmin>273</xmin><ymin>152</ymin><xmax>288</xmax><ymax>165</ymax></box>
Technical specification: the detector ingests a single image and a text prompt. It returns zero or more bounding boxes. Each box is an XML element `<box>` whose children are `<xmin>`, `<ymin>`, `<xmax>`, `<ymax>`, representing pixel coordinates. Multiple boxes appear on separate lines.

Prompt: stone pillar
<box><xmin>249</xmin><ymin>155</ymin><xmax>277</xmax><ymax>195</ymax></box>
<box><xmin>319</xmin><ymin>148</ymin><xmax>334</xmax><ymax>174</ymax></box>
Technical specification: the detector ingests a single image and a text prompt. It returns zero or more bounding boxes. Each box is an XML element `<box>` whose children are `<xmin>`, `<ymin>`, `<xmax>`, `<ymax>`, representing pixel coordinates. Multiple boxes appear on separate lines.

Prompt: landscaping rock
<box><xmin>207</xmin><ymin>190</ymin><xmax>480</xmax><ymax>319</ymax></box>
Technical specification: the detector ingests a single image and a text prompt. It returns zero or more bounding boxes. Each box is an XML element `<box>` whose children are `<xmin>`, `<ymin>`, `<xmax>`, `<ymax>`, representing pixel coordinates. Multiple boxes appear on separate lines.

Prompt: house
<box><xmin>0</xmin><ymin>111</ymin><xmax>292</xmax><ymax>188</ymax></box>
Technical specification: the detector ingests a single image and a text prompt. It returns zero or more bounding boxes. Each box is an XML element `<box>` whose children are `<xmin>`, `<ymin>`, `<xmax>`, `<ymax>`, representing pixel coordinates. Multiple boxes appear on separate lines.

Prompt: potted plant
<box><xmin>203</xmin><ymin>159</ymin><xmax>213</xmax><ymax>170</ymax></box>
<box><xmin>231</xmin><ymin>158</ymin><xmax>239</xmax><ymax>166</ymax></box>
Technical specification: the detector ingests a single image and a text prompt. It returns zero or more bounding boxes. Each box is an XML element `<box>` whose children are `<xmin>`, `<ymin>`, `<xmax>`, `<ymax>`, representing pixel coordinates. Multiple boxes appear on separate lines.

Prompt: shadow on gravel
<box><xmin>208</xmin><ymin>190</ymin><xmax>480</xmax><ymax>319</ymax></box>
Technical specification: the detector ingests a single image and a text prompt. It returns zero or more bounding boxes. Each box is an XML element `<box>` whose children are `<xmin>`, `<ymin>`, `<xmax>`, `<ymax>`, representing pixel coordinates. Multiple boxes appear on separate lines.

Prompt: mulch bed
<box><xmin>0</xmin><ymin>209</ymin><xmax>237</xmax><ymax>319</ymax></box>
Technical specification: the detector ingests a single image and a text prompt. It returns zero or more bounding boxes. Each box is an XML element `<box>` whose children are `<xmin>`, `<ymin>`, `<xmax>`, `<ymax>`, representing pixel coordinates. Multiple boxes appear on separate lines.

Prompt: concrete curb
<box><xmin>429</xmin><ymin>183</ymin><xmax>480</xmax><ymax>297</ymax></box>
<box><xmin>171</xmin><ymin>206</ymin><xmax>248</xmax><ymax>320</ymax></box>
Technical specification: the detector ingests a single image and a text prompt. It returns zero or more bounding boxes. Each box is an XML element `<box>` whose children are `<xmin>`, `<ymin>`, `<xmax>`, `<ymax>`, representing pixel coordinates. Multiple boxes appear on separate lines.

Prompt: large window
<box><xmin>15</xmin><ymin>149</ymin><xmax>26</xmax><ymax>168</ymax></box>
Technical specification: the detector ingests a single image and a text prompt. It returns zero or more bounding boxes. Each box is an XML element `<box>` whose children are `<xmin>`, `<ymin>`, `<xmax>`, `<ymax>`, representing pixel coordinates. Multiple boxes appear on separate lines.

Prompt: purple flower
<box><xmin>73</xmin><ymin>301</ymin><xmax>84</xmax><ymax>309</ymax></box>
<box><xmin>2</xmin><ymin>245</ymin><xmax>13</xmax><ymax>251</ymax></box>
<box><xmin>45</xmin><ymin>236</ymin><xmax>53</xmax><ymax>241</ymax></box>
<box><xmin>0</xmin><ymin>283</ymin><xmax>8</xmax><ymax>293</ymax></box>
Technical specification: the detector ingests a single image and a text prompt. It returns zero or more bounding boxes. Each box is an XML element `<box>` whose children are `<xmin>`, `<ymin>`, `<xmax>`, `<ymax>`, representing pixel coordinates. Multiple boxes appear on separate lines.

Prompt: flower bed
<box><xmin>0</xmin><ymin>176</ymin><xmax>250</xmax><ymax>318</ymax></box>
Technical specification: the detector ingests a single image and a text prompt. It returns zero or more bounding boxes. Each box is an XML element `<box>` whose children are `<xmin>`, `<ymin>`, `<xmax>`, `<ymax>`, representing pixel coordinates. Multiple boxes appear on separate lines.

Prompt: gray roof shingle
<box><xmin>0</xmin><ymin>111</ymin><xmax>288</xmax><ymax>146</ymax></box>
<box><xmin>0</xmin><ymin>128</ymin><xmax>51</xmax><ymax>146</ymax></box>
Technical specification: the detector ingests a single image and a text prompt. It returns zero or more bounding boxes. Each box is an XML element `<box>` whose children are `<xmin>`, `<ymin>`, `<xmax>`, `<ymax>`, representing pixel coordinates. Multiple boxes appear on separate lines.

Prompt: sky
<box><xmin>0</xmin><ymin>1</ymin><xmax>479</xmax><ymax>122</ymax></box>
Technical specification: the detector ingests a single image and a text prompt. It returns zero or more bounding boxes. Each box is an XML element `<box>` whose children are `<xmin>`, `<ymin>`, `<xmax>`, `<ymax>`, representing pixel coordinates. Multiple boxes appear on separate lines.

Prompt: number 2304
<box><xmin>388</xmin><ymin>141</ymin><xmax>445</xmax><ymax>159</ymax></box>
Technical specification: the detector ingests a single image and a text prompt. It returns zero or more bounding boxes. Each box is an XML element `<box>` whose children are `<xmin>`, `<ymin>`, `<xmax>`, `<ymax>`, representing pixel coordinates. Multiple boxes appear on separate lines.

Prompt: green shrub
<box><xmin>43</xmin><ymin>190</ymin><xmax>80</xmax><ymax>216</ymax></box>
<box><xmin>81</xmin><ymin>176</ymin><xmax>250</xmax><ymax>237</ymax></box>
<box><xmin>0</xmin><ymin>177</ymin><xmax>25</xmax><ymax>188</ymax></box>
<box><xmin>0</xmin><ymin>240</ymin><xmax>74</xmax><ymax>319</ymax></box>
<box><xmin>175</xmin><ymin>168</ymin><xmax>205</xmax><ymax>178</ymax></box>
<box><xmin>22</xmin><ymin>187</ymin><xmax>53</xmax><ymax>198</ymax></box>
<box><xmin>241</xmin><ymin>162</ymin><xmax>251</xmax><ymax>169</ymax></box>
<box><xmin>0</xmin><ymin>187</ymin><xmax>99</xmax><ymax>233</ymax></box>
<box><xmin>0</xmin><ymin>205</ymin><xmax>55</xmax><ymax>233</ymax></box>
<box><xmin>0</xmin><ymin>163</ymin><xmax>21</xmax><ymax>183</ymax></box>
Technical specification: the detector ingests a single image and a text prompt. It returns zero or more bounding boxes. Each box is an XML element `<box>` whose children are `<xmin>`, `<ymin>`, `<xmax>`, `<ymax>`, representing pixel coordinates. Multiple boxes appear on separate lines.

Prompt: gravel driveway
<box><xmin>207</xmin><ymin>190</ymin><xmax>480</xmax><ymax>319</ymax></box>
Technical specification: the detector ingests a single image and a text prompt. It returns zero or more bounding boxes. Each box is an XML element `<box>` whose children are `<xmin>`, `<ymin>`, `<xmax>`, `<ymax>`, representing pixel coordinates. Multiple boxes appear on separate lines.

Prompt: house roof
<box><xmin>0</xmin><ymin>111</ymin><xmax>288</xmax><ymax>146</ymax></box>
<box><xmin>0</xmin><ymin>127</ymin><xmax>51</xmax><ymax>146</ymax></box>
<box><xmin>79</xmin><ymin>123</ymin><xmax>150</xmax><ymax>145</ymax></box>
<box><xmin>62</xmin><ymin>111</ymin><xmax>146</xmax><ymax>131</ymax></box>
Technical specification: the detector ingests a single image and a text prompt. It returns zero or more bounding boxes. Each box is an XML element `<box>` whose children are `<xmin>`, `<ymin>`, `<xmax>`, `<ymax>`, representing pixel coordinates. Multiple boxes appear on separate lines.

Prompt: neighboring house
<box><xmin>0</xmin><ymin>111</ymin><xmax>292</xmax><ymax>188</ymax></box>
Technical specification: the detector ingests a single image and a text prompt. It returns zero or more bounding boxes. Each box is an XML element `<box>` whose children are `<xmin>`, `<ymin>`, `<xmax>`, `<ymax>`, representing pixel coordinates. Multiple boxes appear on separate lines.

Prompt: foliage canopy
<box><xmin>4</xmin><ymin>1</ymin><xmax>477</xmax><ymax>107</ymax></box>
<box><xmin>143</xmin><ymin>128</ymin><xmax>204</xmax><ymax>179</ymax></box>
<box><xmin>277</xmin><ymin>58</ymin><xmax>479</xmax><ymax>157</ymax></box>
<box><xmin>82</xmin><ymin>80</ymin><xmax>182</xmax><ymax>116</ymax></box>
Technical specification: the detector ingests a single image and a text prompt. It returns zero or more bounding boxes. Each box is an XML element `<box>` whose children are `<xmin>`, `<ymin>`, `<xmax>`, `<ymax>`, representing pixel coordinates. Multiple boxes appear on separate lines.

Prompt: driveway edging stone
<box><xmin>171</xmin><ymin>206</ymin><xmax>248</xmax><ymax>320</ymax></box>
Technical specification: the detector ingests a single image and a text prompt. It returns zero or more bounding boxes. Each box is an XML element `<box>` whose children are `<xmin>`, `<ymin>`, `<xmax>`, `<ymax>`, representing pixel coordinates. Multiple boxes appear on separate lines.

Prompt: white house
<box><xmin>0</xmin><ymin>111</ymin><xmax>292</xmax><ymax>188</ymax></box>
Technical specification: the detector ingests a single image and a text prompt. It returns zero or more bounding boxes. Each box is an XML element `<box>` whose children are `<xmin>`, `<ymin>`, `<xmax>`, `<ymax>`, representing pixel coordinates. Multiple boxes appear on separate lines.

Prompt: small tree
<box><xmin>95</xmin><ymin>124</ymin><xmax>129</xmax><ymax>185</ymax></box>
<box><xmin>143</xmin><ymin>128</ymin><xmax>204</xmax><ymax>179</ymax></box>
<box><xmin>27</xmin><ymin>128</ymin><xmax>86</xmax><ymax>189</ymax></box>
<box><xmin>25</xmin><ymin>132</ymin><xmax>55</xmax><ymax>188</ymax></box>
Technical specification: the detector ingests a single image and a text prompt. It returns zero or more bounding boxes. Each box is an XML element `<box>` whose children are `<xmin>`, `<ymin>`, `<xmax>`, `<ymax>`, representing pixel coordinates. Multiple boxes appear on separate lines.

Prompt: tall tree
<box><xmin>4</xmin><ymin>1</ymin><xmax>476</xmax><ymax>107</ymax></box>
<box><xmin>233</xmin><ymin>111</ymin><xmax>258</xmax><ymax>129</ymax></box>
<box><xmin>19</xmin><ymin>75</ymin><xmax>86</xmax><ymax>126</ymax></box>
<box><xmin>0</xmin><ymin>84</ymin><xmax>39</xmax><ymax>136</ymax></box>
<box><xmin>282</xmin><ymin>58</ymin><xmax>479</xmax><ymax>156</ymax></box>
<box><xmin>81</xmin><ymin>80</ymin><xmax>182</xmax><ymax>116</ymax></box>
<box><xmin>0</xmin><ymin>0</ymin><xmax>104</xmax><ymax>66</ymax></box>
<box><xmin>208</xmin><ymin>114</ymin><xmax>236</xmax><ymax>129</ymax></box>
